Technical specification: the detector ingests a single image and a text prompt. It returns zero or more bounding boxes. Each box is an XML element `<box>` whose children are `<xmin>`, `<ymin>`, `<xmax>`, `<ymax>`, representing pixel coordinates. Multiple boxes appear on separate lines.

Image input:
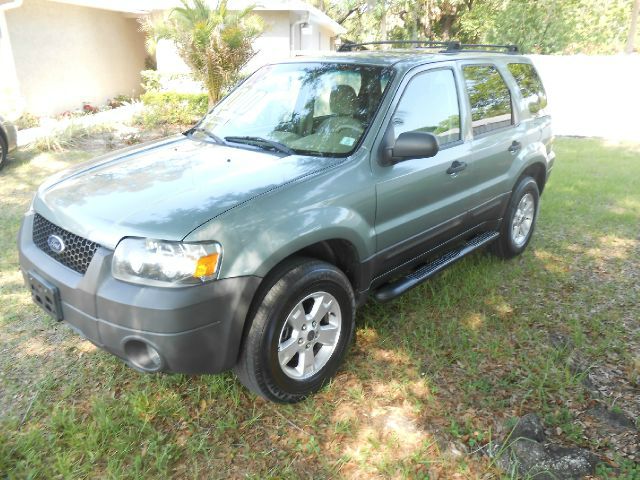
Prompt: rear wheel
<box><xmin>492</xmin><ymin>176</ymin><xmax>540</xmax><ymax>258</ymax></box>
<box><xmin>234</xmin><ymin>258</ymin><xmax>356</xmax><ymax>403</ymax></box>
<box><xmin>0</xmin><ymin>135</ymin><xmax>7</xmax><ymax>171</ymax></box>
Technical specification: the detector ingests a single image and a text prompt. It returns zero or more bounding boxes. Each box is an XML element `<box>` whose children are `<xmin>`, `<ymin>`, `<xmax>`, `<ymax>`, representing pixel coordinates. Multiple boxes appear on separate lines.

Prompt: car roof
<box><xmin>282</xmin><ymin>50</ymin><xmax>530</xmax><ymax>69</ymax></box>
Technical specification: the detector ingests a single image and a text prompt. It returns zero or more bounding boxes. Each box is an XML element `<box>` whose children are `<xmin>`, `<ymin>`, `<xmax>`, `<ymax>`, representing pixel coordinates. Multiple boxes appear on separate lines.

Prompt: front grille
<box><xmin>32</xmin><ymin>214</ymin><xmax>100</xmax><ymax>274</ymax></box>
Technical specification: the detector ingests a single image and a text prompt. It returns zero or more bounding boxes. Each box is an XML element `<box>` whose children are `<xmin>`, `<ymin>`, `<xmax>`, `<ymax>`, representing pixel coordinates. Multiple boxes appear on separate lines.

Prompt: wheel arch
<box><xmin>517</xmin><ymin>161</ymin><xmax>547</xmax><ymax>194</ymax></box>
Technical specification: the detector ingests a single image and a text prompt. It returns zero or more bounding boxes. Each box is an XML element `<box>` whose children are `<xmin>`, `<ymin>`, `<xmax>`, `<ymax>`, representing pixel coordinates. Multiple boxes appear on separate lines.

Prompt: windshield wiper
<box><xmin>186</xmin><ymin>126</ymin><xmax>226</xmax><ymax>146</ymax></box>
<box><xmin>224</xmin><ymin>136</ymin><xmax>295</xmax><ymax>156</ymax></box>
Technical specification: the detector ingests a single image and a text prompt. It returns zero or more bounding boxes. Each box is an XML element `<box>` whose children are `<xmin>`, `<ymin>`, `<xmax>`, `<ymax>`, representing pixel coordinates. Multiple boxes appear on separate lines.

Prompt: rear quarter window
<box><xmin>462</xmin><ymin>65</ymin><xmax>513</xmax><ymax>136</ymax></box>
<box><xmin>507</xmin><ymin>63</ymin><xmax>548</xmax><ymax>117</ymax></box>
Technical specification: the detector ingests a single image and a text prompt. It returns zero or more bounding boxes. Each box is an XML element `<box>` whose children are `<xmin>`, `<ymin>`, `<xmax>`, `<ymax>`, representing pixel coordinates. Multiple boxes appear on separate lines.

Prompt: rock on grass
<box><xmin>491</xmin><ymin>413</ymin><xmax>600</xmax><ymax>479</ymax></box>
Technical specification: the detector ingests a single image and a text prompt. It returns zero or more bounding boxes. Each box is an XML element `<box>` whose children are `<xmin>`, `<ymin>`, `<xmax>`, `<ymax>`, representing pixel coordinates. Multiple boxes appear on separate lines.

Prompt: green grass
<box><xmin>1</xmin><ymin>138</ymin><xmax>638</xmax><ymax>478</ymax></box>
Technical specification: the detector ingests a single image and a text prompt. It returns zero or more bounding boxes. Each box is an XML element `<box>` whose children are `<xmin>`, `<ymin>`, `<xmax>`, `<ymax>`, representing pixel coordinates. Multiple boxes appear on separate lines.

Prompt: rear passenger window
<box><xmin>507</xmin><ymin>63</ymin><xmax>548</xmax><ymax>116</ymax></box>
<box><xmin>463</xmin><ymin>65</ymin><xmax>513</xmax><ymax>136</ymax></box>
<box><xmin>392</xmin><ymin>69</ymin><xmax>460</xmax><ymax>147</ymax></box>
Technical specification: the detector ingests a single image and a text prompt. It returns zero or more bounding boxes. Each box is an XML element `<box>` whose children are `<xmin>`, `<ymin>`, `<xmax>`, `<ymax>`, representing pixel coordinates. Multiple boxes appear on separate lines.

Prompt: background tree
<box><xmin>142</xmin><ymin>0</ymin><xmax>263</xmax><ymax>105</ymax></box>
<box><xmin>320</xmin><ymin>0</ymin><xmax>638</xmax><ymax>54</ymax></box>
<box><xmin>627</xmin><ymin>0</ymin><xmax>640</xmax><ymax>52</ymax></box>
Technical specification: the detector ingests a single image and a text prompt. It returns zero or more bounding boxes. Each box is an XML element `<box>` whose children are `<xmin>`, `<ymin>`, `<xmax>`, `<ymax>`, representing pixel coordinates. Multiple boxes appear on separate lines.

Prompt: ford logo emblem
<box><xmin>47</xmin><ymin>235</ymin><xmax>65</xmax><ymax>254</ymax></box>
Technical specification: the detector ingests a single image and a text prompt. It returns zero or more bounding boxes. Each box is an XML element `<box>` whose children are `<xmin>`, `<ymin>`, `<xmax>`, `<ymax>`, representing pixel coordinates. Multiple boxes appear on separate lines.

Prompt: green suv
<box><xmin>18</xmin><ymin>42</ymin><xmax>553</xmax><ymax>402</ymax></box>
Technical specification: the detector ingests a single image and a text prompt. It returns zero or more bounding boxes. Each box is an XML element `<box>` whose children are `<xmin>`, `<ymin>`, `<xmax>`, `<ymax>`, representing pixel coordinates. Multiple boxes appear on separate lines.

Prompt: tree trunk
<box><xmin>422</xmin><ymin>0</ymin><xmax>432</xmax><ymax>40</ymax></box>
<box><xmin>380</xmin><ymin>0</ymin><xmax>387</xmax><ymax>41</ymax></box>
<box><xmin>442</xmin><ymin>15</ymin><xmax>453</xmax><ymax>40</ymax></box>
<box><xmin>626</xmin><ymin>0</ymin><xmax>640</xmax><ymax>53</ymax></box>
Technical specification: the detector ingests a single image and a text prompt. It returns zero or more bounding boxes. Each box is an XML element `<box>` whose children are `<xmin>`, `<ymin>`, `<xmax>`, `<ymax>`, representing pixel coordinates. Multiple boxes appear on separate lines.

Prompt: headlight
<box><xmin>112</xmin><ymin>238</ymin><xmax>222</xmax><ymax>287</ymax></box>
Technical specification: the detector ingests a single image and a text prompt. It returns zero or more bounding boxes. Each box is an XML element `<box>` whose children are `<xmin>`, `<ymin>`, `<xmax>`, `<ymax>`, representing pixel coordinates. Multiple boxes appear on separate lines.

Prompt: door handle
<box><xmin>508</xmin><ymin>141</ymin><xmax>522</xmax><ymax>154</ymax></box>
<box><xmin>446</xmin><ymin>160</ymin><xmax>467</xmax><ymax>175</ymax></box>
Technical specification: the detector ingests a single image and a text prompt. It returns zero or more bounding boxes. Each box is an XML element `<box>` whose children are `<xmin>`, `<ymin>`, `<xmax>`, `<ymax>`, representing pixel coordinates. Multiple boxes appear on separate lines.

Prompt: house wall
<box><xmin>247</xmin><ymin>11</ymin><xmax>292</xmax><ymax>71</ymax></box>
<box><xmin>0</xmin><ymin>9</ymin><xmax>22</xmax><ymax>117</ymax></box>
<box><xmin>298</xmin><ymin>22</ymin><xmax>333</xmax><ymax>52</ymax></box>
<box><xmin>5</xmin><ymin>0</ymin><xmax>147</xmax><ymax>116</ymax></box>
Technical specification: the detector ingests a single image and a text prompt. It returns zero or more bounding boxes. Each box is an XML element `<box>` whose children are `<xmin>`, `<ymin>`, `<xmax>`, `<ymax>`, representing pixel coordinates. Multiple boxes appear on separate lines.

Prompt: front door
<box><xmin>372</xmin><ymin>65</ymin><xmax>475</xmax><ymax>274</ymax></box>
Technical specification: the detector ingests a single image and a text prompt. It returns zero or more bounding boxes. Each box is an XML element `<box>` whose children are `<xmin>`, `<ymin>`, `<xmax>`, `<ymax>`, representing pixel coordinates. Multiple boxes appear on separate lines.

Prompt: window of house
<box><xmin>391</xmin><ymin>69</ymin><xmax>461</xmax><ymax>147</ymax></box>
<box><xmin>463</xmin><ymin>65</ymin><xmax>513</xmax><ymax>136</ymax></box>
<box><xmin>507</xmin><ymin>63</ymin><xmax>548</xmax><ymax>116</ymax></box>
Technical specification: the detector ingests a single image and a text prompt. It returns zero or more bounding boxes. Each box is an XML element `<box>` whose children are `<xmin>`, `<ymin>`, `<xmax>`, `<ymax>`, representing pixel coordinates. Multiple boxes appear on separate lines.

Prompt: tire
<box><xmin>491</xmin><ymin>176</ymin><xmax>540</xmax><ymax>258</ymax></box>
<box><xmin>234</xmin><ymin>257</ymin><xmax>356</xmax><ymax>403</ymax></box>
<box><xmin>0</xmin><ymin>134</ymin><xmax>7</xmax><ymax>171</ymax></box>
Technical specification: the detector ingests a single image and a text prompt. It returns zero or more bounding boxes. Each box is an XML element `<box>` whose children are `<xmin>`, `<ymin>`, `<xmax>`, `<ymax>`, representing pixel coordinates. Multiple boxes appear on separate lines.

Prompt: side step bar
<box><xmin>374</xmin><ymin>231</ymin><xmax>500</xmax><ymax>303</ymax></box>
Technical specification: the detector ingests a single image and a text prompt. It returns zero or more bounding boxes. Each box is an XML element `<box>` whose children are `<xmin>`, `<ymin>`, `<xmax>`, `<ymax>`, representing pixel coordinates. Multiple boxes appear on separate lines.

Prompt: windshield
<box><xmin>198</xmin><ymin>62</ymin><xmax>393</xmax><ymax>156</ymax></box>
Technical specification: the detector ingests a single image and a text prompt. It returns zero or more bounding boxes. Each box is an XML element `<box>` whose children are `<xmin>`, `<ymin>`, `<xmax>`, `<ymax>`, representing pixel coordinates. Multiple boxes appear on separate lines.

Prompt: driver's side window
<box><xmin>392</xmin><ymin>69</ymin><xmax>461</xmax><ymax>146</ymax></box>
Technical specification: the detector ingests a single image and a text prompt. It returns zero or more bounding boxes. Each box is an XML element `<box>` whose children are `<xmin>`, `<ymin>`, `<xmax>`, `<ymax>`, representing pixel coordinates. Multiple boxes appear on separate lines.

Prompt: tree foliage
<box><xmin>141</xmin><ymin>0</ymin><xmax>263</xmax><ymax>105</ymax></box>
<box><xmin>314</xmin><ymin>0</ymin><xmax>639</xmax><ymax>54</ymax></box>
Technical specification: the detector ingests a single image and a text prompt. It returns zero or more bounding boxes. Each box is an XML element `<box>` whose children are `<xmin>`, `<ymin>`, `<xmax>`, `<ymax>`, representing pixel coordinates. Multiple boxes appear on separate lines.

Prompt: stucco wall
<box><xmin>6</xmin><ymin>0</ymin><xmax>147</xmax><ymax>116</ymax></box>
<box><xmin>248</xmin><ymin>11</ymin><xmax>292</xmax><ymax>70</ymax></box>
<box><xmin>0</xmin><ymin>10</ymin><xmax>21</xmax><ymax>117</ymax></box>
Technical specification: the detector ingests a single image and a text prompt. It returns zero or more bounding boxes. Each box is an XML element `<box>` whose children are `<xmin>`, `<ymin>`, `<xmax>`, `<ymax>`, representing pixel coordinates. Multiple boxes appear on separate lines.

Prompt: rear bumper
<box><xmin>18</xmin><ymin>213</ymin><xmax>261</xmax><ymax>374</ymax></box>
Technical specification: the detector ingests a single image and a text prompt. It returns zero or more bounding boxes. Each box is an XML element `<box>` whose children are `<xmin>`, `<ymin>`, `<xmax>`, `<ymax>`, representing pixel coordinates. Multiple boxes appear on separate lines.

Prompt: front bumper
<box><xmin>18</xmin><ymin>213</ymin><xmax>261</xmax><ymax>374</ymax></box>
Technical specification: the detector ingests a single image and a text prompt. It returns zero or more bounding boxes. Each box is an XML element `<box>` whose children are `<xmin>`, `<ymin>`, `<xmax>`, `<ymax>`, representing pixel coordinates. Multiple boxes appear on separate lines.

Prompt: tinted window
<box><xmin>391</xmin><ymin>69</ymin><xmax>460</xmax><ymax>147</ymax></box>
<box><xmin>508</xmin><ymin>63</ymin><xmax>548</xmax><ymax>116</ymax></box>
<box><xmin>463</xmin><ymin>65</ymin><xmax>513</xmax><ymax>136</ymax></box>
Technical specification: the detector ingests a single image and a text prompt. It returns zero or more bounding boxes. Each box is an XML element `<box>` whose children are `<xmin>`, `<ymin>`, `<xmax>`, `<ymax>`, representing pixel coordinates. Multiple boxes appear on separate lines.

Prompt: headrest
<box><xmin>330</xmin><ymin>85</ymin><xmax>357</xmax><ymax>116</ymax></box>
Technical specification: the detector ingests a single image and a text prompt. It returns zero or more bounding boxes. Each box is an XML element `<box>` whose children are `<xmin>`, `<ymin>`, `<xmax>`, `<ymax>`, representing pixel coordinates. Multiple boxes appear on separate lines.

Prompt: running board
<box><xmin>373</xmin><ymin>231</ymin><xmax>500</xmax><ymax>303</ymax></box>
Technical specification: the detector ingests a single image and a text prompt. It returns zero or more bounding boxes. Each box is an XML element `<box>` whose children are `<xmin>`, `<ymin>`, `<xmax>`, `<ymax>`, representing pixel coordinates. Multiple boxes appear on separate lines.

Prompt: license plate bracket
<box><xmin>27</xmin><ymin>271</ymin><xmax>63</xmax><ymax>321</ymax></box>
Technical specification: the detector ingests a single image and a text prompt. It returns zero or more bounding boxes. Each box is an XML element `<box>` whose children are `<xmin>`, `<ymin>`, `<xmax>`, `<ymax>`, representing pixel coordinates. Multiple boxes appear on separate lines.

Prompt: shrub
<box><xmin>15</xmin><ymin>112</ymin><xmax>40</xmax><ymax>130</ymax></box>
<box><xmin>141</xmin><ymin>70</ymin><xmax>162</xmax><ymax>93</ymax></box>
<box><xmin>107</xmin><ymin>95</ymin><xmax>133</xmax><ymax>109</ymax></box>
<box><xmin>32</xmin><ymin>123</ymin><xmax>115</xmax><ymax>152</ymax></box>
<box><xmin>140</xmin><ymin>0</ymin><xmax>263</xmax><ymax>105</ymax></box>
<box><xmin>82</xmin><ymin>103</ymin><xmax>99</xmax><ymax>114</ymax></box>
<box><xmin>135</xmin><ymin>91</ymin><xmax>208</xmax><ymax>128</ymax></box>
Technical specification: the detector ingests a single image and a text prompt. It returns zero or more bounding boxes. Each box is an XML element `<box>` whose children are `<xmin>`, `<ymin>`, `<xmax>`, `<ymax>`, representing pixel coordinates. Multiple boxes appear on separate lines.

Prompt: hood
<box><xmin>34</xmin><ymin>136</ymin><xmax>340</xmax><ymax>249</ymax></box>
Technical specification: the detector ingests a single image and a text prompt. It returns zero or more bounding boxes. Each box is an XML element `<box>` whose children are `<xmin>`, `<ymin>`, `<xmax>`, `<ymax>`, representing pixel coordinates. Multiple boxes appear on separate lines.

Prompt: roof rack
<box><xmin>337</xmin><ymin>40</ymin><xmax>519</xmax><ymax>54</ymax></box>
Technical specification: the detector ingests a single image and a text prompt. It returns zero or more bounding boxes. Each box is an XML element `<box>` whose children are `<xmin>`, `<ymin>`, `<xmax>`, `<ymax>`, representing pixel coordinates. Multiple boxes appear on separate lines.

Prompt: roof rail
<box><xmin>337</xmin><ymin>40</ymin><xmax>519</xmax><ymax>54</ymax></box>
<box><xmin>338</xmin><ymin>40</ymin><xmax>450</xmax><ymax>52</ymax></box>
<box><xmin>446</xmin><ymin>42</ymin><xmax>519</xmax><ymax>53</ymax></box>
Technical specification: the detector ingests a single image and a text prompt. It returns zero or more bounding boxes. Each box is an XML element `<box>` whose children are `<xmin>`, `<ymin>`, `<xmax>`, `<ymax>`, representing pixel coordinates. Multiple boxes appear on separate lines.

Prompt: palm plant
<box><xmin>142</xmin><ymin>0</ymin><xmax>264</xmax><ymax>105</ymax></box>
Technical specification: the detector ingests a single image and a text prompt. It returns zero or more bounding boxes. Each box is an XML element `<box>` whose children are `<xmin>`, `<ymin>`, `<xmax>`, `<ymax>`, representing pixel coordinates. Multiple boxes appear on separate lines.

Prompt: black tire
<box><xmin>491</xmin><ymin>176</ymin><xmax>540</xmax><ymax>258</ymax></box>
<box><xmin>234</xmin><ymin>257</ymin><xmax>356</xmax><ymax>403</ymax></box>
<box><xmin>0</xmin><ymin>134</ymin><xmax>7</xmax><ymax>171</ymax></box>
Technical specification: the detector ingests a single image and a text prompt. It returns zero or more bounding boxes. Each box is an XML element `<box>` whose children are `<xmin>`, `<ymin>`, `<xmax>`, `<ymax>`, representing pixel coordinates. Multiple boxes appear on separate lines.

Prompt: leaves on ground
<box><xmin>0</xmin><ymin>138</ymin><xmax>638</xmax><ymax>478</ymax></box>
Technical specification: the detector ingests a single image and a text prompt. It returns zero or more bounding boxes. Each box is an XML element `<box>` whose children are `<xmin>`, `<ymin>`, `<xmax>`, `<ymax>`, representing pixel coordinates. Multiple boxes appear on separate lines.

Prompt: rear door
<box><xmin>372</xmin><ymin>63</ymin><xmax>476</xmax><ymax>274</ymax></box>
<box><xmin>506</xmin><ymin>62</ymin><xmax>553</xmax><ymax>159</ymax></box>
<box><xmin>459</xmin><ymin>62</ymin><xmax>522</xmax><ymax>224</ymax></box>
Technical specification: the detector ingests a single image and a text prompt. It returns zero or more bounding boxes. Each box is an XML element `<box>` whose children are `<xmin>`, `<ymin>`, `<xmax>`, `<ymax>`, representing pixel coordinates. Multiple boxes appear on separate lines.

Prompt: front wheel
<box><xmin>234</xmin><ymin>258</ymin><xmax>356</xmax><ymax>403</ymax></box>
<box><xmin>492</xmin><ymin>176</ymin><xmax>540</xmax><ymax>258</ymax></box>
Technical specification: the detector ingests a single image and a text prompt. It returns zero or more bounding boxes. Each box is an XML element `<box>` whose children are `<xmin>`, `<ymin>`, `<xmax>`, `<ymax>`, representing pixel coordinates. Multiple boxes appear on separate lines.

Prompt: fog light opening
<box><xmin>124</xmin><ymin>339</ymin><xmax>163</xmax><ymax>371</ymax></box>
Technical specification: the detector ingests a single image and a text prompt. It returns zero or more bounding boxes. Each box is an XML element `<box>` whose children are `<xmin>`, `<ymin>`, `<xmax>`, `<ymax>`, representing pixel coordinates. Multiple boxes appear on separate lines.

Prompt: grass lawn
<box><xmin>0</xmin><ymin>137</ymin><xmax>638</xmax><ymax>478</ymax></box>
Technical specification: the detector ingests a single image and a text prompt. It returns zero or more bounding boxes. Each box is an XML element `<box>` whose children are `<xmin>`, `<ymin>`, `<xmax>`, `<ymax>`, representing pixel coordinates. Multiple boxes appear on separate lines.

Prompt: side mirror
<box><xmin>380</xmin><ymin>130</ymin><xmax>439</xmax><ymax>165</ymax></box>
